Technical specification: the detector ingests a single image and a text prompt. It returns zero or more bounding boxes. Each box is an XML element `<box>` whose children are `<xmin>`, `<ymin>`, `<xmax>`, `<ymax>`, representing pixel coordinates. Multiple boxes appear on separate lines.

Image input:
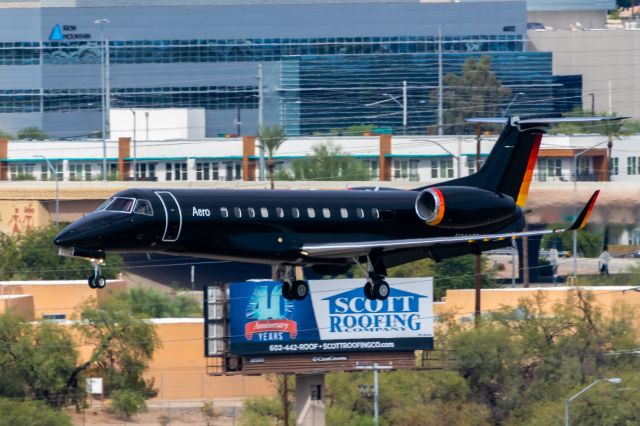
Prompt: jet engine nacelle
<box><xmin>415</xmin><ymin>186</ymin><xmax>517</xmax><ymax>229</ymax></box>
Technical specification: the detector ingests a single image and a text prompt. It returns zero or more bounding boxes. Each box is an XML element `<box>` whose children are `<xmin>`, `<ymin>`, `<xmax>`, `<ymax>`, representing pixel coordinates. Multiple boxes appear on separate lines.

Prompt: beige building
<box><xmin>529</xmin><ymin>29</ymin><xmax>640</xmax><ymax>120</ymax></box>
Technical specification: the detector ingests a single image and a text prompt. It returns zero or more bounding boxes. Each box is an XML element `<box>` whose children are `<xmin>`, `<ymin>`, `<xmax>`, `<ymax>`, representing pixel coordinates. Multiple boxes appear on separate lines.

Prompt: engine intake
<box><xmin>415</xmin><ymin>186</ymin><xmax>517</xmax><ymax>229</ymax></box>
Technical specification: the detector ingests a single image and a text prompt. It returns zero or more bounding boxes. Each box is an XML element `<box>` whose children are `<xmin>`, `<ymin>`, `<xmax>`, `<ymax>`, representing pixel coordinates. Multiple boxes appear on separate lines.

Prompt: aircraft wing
<box><xmin>301</xmin><ymin>190</ymin><xmax>599</xmax><ymax>259</ymax></box>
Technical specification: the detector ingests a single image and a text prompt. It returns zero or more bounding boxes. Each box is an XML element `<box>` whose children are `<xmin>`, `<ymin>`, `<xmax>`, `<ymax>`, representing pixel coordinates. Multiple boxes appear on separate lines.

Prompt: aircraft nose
<box><xmin>53</xmin><ymin>227</ymin><xmax>78</xmax><ymax>247</ymax></box>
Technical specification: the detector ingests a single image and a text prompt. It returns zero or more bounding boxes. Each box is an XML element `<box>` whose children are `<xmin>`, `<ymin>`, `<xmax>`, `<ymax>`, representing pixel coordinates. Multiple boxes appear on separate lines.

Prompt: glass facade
<box><xmin>281</xmin><ymin>52</ymin><xmax>582</xmax><ymax>135</ymax></box>
<box><xmin>0</xmin><ymin>33</ymin><xmax>581</xmax><ymax>136</ymax></box>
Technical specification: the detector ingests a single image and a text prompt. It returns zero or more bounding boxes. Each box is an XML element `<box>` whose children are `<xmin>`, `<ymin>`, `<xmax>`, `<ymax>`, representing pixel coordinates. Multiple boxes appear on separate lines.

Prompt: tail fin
<box><xmin>417</xmin><ymin>116</ymin><xmax>625</xmax><ymax>207</ymax></box>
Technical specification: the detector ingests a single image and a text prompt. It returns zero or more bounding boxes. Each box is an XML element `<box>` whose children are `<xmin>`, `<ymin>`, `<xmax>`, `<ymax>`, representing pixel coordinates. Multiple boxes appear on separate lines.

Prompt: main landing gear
<box><xmin>277</xmin><ymin>265</ymin><xmax>309</xmax><ymax>301</ymax></box>
<box><xmin>358</xmin><ymin>255</ymin><xmax>390</xmax><ymax>301</ymax></box>
<box><xmin>87</xmin><ymin>259</ymin><xmax>106</xmax><ymax>289</ymax></box>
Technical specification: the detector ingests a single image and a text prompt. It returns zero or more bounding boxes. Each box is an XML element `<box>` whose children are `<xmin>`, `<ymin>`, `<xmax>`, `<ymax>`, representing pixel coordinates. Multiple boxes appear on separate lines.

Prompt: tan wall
<box><xmin>0</xmin><ymin>200</ymin><xmax>50</xmax><ymax>235</ymax></box>
<box><xmin>0</xmin><ymin>295</ymin><xmax>34</xmax><ymax>320</ymax></box>
<box><xmin>434</xmin><ymin>286</ymin><xmax>640</xmax><ymax>321</ymax></box>
<box><xmin>0</xmin><ymin>280</ymin><xmax>127</xmax><ymax>320</ymax></box>
<box><xmin>147</xmin><ymin>320</ymin><xmax>274</xmax><ymax>400</ymax></box>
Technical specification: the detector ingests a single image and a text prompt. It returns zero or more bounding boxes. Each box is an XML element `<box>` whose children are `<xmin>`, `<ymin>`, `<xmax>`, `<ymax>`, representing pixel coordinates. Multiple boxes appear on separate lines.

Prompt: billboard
<box><xmin>228</xmin><ymin>278</ymin><xmax>433</xmax><ymax>356</ymax></box>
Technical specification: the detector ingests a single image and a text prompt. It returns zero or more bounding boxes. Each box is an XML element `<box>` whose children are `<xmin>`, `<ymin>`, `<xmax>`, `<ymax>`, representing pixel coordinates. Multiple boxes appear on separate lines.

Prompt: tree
<box><xmin>17</xmin><ymin>127</ymin><xmax>48</xmax><ymax>140</ymax></box>
<box><xmin>0</xmin><ymin>398</ymin><xmax>72</xmax><ymax>426</ymax></box>
<box><xmin>433</xmin><ymin>55</ymin><xmax>511</xmax><ymax>135</ymax></box>
<box><xmin>0</xmin><ymin>225</ymin><xmax>123</xmax><ymax>281</ymax></box>
<box><xmin>0</xmin><ymin>129</ymin><xmax>15</xmax><ymax>140</ymax></box>
<box><xmin>111</xmin><ymin>287</ymin><xmax>201</xmax><ymax>318</ymax></box>
<box><xmin>286</xmin><ymin>142</ymin><xmax>371</xmax><ymax>181</ymax></box>
<box><xmin>257</xmin><ymin>126</ymin><xmax>287</xmax><ymax>190</ymax></box>
<box><xmin>77</xmin><ymin>298</ymin><xmax>160</xmax><ymax>402</ymax></box>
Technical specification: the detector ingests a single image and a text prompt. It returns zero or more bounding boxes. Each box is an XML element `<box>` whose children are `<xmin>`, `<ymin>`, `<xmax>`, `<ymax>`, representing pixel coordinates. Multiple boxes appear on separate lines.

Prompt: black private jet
<box><xmin>54</xmin><ymin>116</ymin><xmax>613</xmax><ymax>301</ymax></box>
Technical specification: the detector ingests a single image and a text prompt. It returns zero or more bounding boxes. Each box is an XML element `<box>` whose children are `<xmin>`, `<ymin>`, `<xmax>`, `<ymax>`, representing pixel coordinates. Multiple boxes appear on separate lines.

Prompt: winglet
<box><xmin>567</xmin><ymin>190</ymin><xmax>600</xmax><ymax>231</ymax></box>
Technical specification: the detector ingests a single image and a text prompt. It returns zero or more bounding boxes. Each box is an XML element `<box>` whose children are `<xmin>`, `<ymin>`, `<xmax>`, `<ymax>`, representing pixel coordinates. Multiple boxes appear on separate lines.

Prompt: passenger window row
<box><xmin>219</xmin><ymin>206</ymin><xmax>379</xmax><ymax>220</ymax></box>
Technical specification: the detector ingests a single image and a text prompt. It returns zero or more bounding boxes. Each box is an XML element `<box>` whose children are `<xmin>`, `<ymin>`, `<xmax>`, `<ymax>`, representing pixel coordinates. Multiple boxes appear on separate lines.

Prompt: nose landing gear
<box><xmin>87</xmin><ymin>259</ymin><xmax>106</xmax><ymax>289</ymax></box>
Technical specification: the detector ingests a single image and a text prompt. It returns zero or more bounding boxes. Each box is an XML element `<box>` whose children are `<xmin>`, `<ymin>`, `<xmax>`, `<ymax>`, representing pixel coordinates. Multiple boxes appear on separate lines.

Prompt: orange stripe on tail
<box><xmin>515</xmin><ymin>133</ymin><xmax>542</xmax><ymax>207</ymax></box>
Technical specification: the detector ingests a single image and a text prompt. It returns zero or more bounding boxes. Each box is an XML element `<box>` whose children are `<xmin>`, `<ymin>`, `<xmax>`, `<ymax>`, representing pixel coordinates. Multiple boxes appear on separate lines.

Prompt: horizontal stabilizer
<box><xmin>567</xmin><ymin>190</ymin><xmax>600</xmax><ymax>231</ymax></box>
<box><xmin>465</xmin><ymin>116</ymin><xmax>628</xmax><ymax>126</ymax></box>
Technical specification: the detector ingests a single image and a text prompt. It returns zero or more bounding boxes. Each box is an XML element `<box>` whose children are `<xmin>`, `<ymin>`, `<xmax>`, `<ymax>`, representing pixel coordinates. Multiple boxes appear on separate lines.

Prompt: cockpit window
<box><xmin>104</xmin><ymin>197</ymin><xmax>135</xmax><ymax>213</ymax></box>
<box><xmin>133</xmin><ymin>199</ymin><xmax>153</xmax><ymax>216</ymax></box>
<box><xmin>96</xmin><ymin>198</ymin><xmax>114</xmax><ymax>211</ymax></box>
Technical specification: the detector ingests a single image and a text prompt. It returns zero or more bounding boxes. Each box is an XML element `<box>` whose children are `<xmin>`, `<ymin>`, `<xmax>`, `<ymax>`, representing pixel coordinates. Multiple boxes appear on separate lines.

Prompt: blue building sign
<box><xmin>229</xmin><ymin>278</ymin><xmax>434</xmax><ymax>355</ymax></box>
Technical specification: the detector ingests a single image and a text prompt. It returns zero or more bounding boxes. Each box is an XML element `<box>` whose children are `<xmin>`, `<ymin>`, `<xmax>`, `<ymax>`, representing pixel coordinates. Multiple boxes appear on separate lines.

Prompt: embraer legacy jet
<box><xmin>53</xmin><ymin>116</ymin><xmax>614</xmax><ymax>301</ymax></box>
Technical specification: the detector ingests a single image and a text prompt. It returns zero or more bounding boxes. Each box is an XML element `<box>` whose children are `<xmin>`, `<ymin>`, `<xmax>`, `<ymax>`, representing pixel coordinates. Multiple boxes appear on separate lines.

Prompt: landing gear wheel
<box><xmin>291</xmin><ymin>280</ymin><xmax>309</xmax><ymax>300</ymax></box>
<box><xmin>364</xmin><ymin>282</ymin><xmax>375</xmax><ymax>300</ymax></box>
<box><xmin>88</xmin><ymin>274</ymin><xmax>97</xmax><ymax>289</ymax></box>
<box><xmin>94</xmin><ymin>275</ymin><xmax>106</xmax><ymax>289</ymax></box>
<box><xmin>281</xmin><ymin>281</ymin><xmax>295</xmax><ymax>301</ymax></box>
<box><xmin>372</xmin><ymin>280</ymin><xmax>390</xmax><ymax>301</ymax></box>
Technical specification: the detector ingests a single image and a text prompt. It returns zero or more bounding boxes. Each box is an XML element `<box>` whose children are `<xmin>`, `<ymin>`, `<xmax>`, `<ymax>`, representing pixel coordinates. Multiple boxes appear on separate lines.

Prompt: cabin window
<box><xmin>276</xmin><ymin>207</ymin><xmax>284</xmax><ymax>218</ymax></box>
<box><xmin>247</xmin><ymin>207</ymin><xmax>256</xmax><ymax>218</ymax></box>
<box><xmin>220</xmin><ymin>207</ymin><xmax>229</xmax><ymax>218</ymax></box>
<box><xmin>340</xmin><ymin>208</ymin><xmax>348</xmax><ymax>219</ymax></box>
<box><xmin>371</xmin><ymin>208</ymin><xmax>380</xmax><ymax>219</ymax></box>
<box><xmin>322</xmin><ymin>208</ymin><xmax>331</xmax><ymax>218</ymax></box>
<box><xmin>233</xmin><ymin>207</ymin><xmax>242</xmax><ymax>218</ymax></box>
<box><xmin>261</xmin><ymin>207</ymin><xmax>269</xmax><ymax>218</ymax></box>
<box><xmin>307</xmin><ymin>208</ymin><xmax>316</xmax><ymax>218</ymax></box>
<box><xmin>133</xmin><ymin>199</ymin><xmax>153</xmax><ymax>216</ymax></box>
<box><xmin>291</xmin><ymin>208</ymin><xmax>300</xmax><ymax>218</ymax></box>
<box><xmin>105</xmin><ymin>197</ymin><xmax>135</xmax><ymax>213</ymax></box>
<box><xmin>356</xmin><ymin>208</ymin><xmax>365</xmax><ymax>219</ymax></box>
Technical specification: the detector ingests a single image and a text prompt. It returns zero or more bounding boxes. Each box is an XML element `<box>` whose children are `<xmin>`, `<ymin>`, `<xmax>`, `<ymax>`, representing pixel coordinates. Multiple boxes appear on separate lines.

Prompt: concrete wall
<box><xmin>529</xmin><ymin>30</ymin><xmax>640</xmax><ymax>119</ymax></box>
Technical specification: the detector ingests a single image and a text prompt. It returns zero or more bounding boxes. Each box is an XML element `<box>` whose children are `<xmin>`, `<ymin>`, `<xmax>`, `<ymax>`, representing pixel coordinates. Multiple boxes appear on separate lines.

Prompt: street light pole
<box><xmin>356</xmin><ymin>363</ymin><xmax>393</xmax><ymax>426</ymax></box>
<box><xmin>94</xmin><ymin>18</ymin><xmax>110</xmax><ymax>181</ymax></box>
<box><xmin>34</xmin><ymin>155</ymin><xmax>59</xmax><ymax>226</ymax></box>
<box><xmin>402</xmin><ymin>80</ymin><xmax>408</xmax><ymax>135</ymax></box>
<box><xmin>257</xmin><ymin>64</ymin><xmax>266</xmax><ymax>182</ymax></box>
<box><xmin>565</xmin><ymin>378</ymin><xmax>622</xmax><ymax>426</ymax></box>
<box><xmin>129</xmin><ymin>108</ymin><xmax>136</xmax><ymax>181</ymax></box>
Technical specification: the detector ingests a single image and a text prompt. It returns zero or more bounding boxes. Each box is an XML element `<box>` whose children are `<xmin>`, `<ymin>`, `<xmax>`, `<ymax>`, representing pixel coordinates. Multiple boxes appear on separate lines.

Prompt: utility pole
<box><xmin>402</xmin><ymin>80</ymin><xmax>408</xmax><ymax>135</ymax></box>
<box><xmin>474</xmin><ymin>123</ymin><xmax>482</xmax><ymax>324</ymax></box>
<box><xmin>522</xmin><ymin>235</ymin><xmax>530</xmax><ymax>287</ymax></box>
<box><xmin>437</xmin><ymin>27</ymin><xmax>444</xmax><ymax>136</ymax></box>
<box><xmin>145</xmin><ymin>111</ymin><xmax>150</xmax><ymax>141</ymax></box>
<box><xmin>257</xmin><ymin>64</ymin><xmax>266</xmax><ymax>182</ymax></box>
<box><xmin>95</xmin><ymin>18</ymin><xmax>110</xmax><ymax>181</ymax></box>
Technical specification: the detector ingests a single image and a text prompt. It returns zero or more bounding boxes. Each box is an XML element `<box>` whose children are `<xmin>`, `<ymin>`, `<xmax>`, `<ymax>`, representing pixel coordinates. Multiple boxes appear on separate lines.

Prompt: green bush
<box><xmin>110</xmin><ymin>389</ymin><xmax>147</xmax><ymax>419</ymax></box>
<box><xmin>0</xmin><ymin>398</ymin><xmax>72</xmax><ymax>426</ymax></box>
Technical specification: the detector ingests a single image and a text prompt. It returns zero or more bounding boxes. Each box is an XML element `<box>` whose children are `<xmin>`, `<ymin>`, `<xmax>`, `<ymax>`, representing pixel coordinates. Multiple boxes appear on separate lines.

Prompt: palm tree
<box><xmin>257</xmin><ymin>126</ymin><xmax>287</xmax><ymax>190</ymax></box>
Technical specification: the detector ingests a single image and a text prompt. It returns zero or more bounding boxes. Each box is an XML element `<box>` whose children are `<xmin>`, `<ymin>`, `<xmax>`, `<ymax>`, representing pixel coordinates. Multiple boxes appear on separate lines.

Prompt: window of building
<box><xmin>307</xmin><ymin>208</ymin><xmax>316</xmax><ymax>218</ymax></box>
<box><xmin>9</xmin><ymin>163</ymin><xmax>35</xmax><ymax>181</ymax></box>
<box><xmin>69</xmin><ymin>163</ymin><xmax>89</xmax><ymax>181</ymax></box>
<box><xmin>628</xmin><ymin>157</ymin><xmax>638</xmax><ymax>175</ymax></box>
<box><xmin>247</xmin><ymin>207</ymin><xmax>256</xmax><ymax>218</ymax></box>
<box><xmin>220</xmin><ymin>207</ymin><xmax>229</xmax><ymax>218</ymax></box>
<box><xmin>166</xmin><ymin>162</ymin><xmax>187</xmax><ymax>181</ymax></box>
<box><xmin>340</xmin><ymin>208</ymin><xmax>348</xmax><ymax>219</ymax></box>
<box><xmin>430</xmin><ymin>159</ymin><xmax>452</xmax><ymax>179</ymax></box>
<box><xmin>610</xmin><ymin>157</ymin><xmax>619</xmax><ymax>176</ymax></box>
<box><xmin>366</xmin><ymin>160</ymin><xmax>378</xmax><ymax>180</ymax></box>
<box><xmin>292</xmin><ymin>208</ymin><xmax>300</xmax><ymax>218</ymax></box>
<box><xmin>196</xmin><ymin>162</ymin><xmax>210</xmax><ymax>180</ymax></box>
<box><xmin>537</xmin><ymin>158</ymin><xmax>563</xmax><ymax>182</ymax></box>
<box><xmin>260</xmin><ymin>207</ymin><xmax>269</xmax><ymax>218</ymax></box>
<box><xmin>467</xmin><ymin>157</ymin><xmax>485</xmax><ymax>175</ymax></box>
<box><xmin>578</xmin><ymin>157</ymin><xmax>592</xmax><ymax>176</ymax></box>
<box><xmin>135</xmin><ymin>162</ymin><xmax>156</xmax><ymax>180</ymax></box>
<box><xmin>322</xmin><ymin>208</ymin><xmax>331</xmax><ymax>218</ymax></box>
<box><xmin>233</xmin><ymin>207</ymin><xmax>242</xmax><ymax>218</ymax></box>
